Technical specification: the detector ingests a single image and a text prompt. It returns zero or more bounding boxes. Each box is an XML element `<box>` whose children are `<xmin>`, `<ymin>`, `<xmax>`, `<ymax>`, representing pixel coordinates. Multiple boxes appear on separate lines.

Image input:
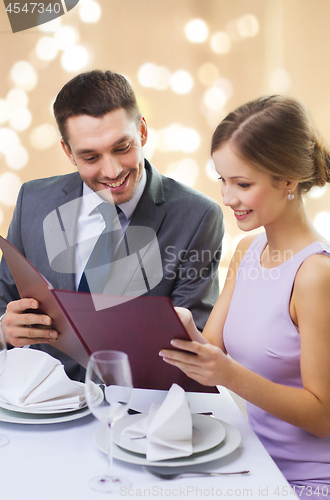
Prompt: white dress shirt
<box><xmin>74</xmin><ymin>168</ymin><xmax>147</xmax><ymax>290</ymax></box>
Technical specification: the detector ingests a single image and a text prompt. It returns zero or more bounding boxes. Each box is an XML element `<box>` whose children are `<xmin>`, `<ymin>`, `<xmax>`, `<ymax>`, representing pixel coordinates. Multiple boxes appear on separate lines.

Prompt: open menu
<box><xmin>0</xmin><ymin>235</ymin><xmax>217</xmax><ymax>393</ymax></box>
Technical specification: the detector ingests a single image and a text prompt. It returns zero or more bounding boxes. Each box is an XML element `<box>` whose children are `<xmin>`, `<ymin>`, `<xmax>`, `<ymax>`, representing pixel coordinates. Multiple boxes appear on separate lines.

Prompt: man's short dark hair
<box><xmin>53</xmin><ymin>70</ymin><xmax>141</xmax><ymax>146</ymax></box>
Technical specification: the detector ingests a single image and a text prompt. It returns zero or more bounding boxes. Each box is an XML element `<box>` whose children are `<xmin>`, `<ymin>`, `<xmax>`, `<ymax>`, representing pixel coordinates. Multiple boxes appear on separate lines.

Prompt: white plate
<box><xmin>94</xmin><ymin>418</ymin><xmax>241</xmax><ymax>467</ymax></box>
<box><xmin>0</xmin><ymin>382</ymin><xmax>103</xmax><ymax>415</ymax></box>
<box><xmin>0</xmin><ymin>400</ymin><xmax>87</xmax><ymax>414</ymax></box>
<box><xmin>112</xmin><ymin>413</ymin><xmax>226</xmax><ymax>455</ymax></box>
<box><xmin>0</xmin><ymin>404</ymin><xmax>92</xmax><ymax>424</ymax></box>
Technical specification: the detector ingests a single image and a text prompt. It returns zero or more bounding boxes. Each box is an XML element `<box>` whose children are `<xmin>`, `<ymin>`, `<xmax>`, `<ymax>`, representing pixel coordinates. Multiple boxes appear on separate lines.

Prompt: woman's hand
<box><xmin>174</xmin><ymin>307</ymin><xmax>193</xmax><ymax>328</ymax></box>
<box><xmin>174</xmin><ymin>306</ymin><xmax>210</xmax><ymax>344</ymax></box>
<box><xmin>159</xmin><ymin>338</ymin><xmax>230</xmax><ymax>387</ymax></box>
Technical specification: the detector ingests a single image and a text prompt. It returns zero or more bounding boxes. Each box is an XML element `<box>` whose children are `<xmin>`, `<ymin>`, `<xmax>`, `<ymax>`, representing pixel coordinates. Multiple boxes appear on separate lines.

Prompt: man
<box><xmin>0</xmin><ymin>70</ymin><xmax>224</xmax><ymax>380</ymax></box>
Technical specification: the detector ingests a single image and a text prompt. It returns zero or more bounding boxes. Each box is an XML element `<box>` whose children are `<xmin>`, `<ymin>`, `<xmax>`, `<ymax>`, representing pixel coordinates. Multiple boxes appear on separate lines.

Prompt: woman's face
<box><xmin>212</xmin><ymin>143</ymin><xmax>289</xmax><ymax>232</ymax></box>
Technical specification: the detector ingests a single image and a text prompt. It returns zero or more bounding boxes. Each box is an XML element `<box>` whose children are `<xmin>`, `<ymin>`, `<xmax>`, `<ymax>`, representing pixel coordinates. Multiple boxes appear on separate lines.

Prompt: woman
<box><xmin>160</xmin><ymin>96</ymin><xmax>330</xmax><ymax>499</ymax></box>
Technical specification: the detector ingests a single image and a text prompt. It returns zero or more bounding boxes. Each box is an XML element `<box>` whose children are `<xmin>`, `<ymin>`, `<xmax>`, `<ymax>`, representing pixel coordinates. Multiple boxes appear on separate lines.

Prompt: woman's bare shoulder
<box><xmin>232</xmin><ymin>233</ymin><xmax>261</xmax><ymax>265</ymax></box>
<box><xmin>295</xmin><ymin>251</ymin><xmax>330</xmax><ymax>292</ymax></box>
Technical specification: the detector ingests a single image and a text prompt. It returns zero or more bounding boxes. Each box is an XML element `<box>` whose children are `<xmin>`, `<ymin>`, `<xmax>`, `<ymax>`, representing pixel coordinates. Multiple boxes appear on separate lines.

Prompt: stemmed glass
<box><xmin>0</xmin><ymin>326</ymin><xmax>9</xmax><ymax>447</ymax></box>
<box><xmin>85</xmin><ymin>350</ymin><xmax>133</xmax><ymax>493</ymax></box>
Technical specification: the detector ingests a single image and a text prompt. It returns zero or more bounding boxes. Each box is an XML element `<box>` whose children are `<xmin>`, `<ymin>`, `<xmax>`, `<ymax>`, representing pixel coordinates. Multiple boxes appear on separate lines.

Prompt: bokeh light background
<box><xmin>0</xmin><ymin>0</ymin><xmax>330</xmax><ymax>289</ymax></box>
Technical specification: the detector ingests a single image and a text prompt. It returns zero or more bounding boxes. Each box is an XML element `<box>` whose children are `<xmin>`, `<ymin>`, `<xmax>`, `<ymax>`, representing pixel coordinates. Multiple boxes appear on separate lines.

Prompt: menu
<box><xmin>0</xmin><ymin>235</ymin><xmax>217</xmax><ymax>392</ymax></box>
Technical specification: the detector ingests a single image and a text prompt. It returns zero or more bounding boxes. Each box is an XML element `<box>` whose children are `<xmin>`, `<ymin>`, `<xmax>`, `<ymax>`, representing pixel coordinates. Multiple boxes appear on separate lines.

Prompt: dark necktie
<box><xmin>78</xmin><ymin>203</ymin><xmax>118</xmax><ymax>293</ymax></box>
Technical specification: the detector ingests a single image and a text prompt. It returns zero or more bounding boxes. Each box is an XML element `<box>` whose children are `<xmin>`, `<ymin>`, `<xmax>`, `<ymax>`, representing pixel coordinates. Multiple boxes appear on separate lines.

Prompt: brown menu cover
<box><xmin>0</xmin><ymin>235</ymin><xmax>217</xmax><ymax>392</ymax></box>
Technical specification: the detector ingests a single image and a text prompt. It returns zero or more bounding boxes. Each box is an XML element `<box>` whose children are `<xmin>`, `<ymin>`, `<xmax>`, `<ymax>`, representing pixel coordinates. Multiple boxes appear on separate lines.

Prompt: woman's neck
<box><xmin>261</xmin><ymin>197</ymin><xmax>323</xmax><ymax>267</ymax></box>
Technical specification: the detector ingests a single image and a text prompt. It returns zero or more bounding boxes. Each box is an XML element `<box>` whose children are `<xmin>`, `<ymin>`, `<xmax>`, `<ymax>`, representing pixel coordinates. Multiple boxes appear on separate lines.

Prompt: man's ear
<box><xmin>60</xmin><ymin>139</ymin><xmax>76</xmax><ymax>166</ymax></box>
<box><xmin>139</xmin><ymin>117</ymin><xmax>148</xmax><ymax>147</ymax></box>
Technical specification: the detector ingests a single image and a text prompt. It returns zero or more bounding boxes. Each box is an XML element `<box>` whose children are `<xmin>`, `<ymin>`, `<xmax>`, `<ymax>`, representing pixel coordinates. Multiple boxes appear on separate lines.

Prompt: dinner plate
<box><xmin>0</xmin><ymin>382</ymin><xmax>103</xmax><ymax>415</ymax></box>
<box><xmin>0</xmin><ymin>404</ymin><xmax>92</xmax><ymax>424</ymax></box>
<box><xmin>112</xmin><ymin>413</ymin><xmax>226</xmax><ymax>455</ymax></box>
<box><xmin>0</xmin><ymin>401</ymin><xmax>87</xmax><ymax>414</ymax></box>
<box><xmin>94</xmin><ymin>418</ymin><xmax>241</xmax><ymax>467</ymax></box>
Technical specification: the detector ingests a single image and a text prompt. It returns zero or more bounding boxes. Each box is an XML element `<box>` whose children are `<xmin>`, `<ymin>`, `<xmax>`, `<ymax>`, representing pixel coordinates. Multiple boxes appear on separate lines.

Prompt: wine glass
<box><xmin>85</xmin><ymin>350</ymin><xmax>133</xmax><ymax>493</ymax></box>
<box><xmin>0</xmin><ymin>326</ymin><xmax>9</xmax><ymax>447</ymax></box>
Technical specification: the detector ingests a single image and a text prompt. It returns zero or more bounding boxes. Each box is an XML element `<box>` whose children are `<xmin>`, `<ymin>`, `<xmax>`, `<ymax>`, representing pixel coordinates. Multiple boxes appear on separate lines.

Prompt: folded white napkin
<box><xmin>122</xmin><ymin>383</ymin><xmax>193</xmax><ymax>461</ymax></box>
<box><xmin>0</xmin><ymin>348</ymin><xmax>86</xmax><ymax>411</ymax></box>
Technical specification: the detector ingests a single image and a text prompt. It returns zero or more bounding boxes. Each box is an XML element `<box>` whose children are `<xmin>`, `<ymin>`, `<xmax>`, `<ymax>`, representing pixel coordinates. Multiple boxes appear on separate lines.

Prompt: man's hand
<box><xmin>1</xmin><ymin>298</ymin><xmax>58</xmax><ymax>347</ymax></box>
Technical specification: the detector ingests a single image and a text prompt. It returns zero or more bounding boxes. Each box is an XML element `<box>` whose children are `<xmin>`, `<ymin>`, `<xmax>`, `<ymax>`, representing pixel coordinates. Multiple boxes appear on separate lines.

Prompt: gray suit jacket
<box><xmin>0</xmin><ymin>160</ymin><xmax>224</xmax><ymax>380</ymax></box>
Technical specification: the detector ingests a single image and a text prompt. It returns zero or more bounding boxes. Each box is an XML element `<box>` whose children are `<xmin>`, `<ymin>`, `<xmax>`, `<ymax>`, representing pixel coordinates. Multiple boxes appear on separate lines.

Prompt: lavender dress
<box><xmin>223</xmin><ymin>233</ymin><xmax>330</xmax><ymax>500</ymax></box>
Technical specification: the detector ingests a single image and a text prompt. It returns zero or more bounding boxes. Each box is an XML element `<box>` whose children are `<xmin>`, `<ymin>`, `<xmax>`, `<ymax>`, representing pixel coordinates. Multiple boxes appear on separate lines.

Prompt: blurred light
<box><xmin>79</xmin><ymin>0</ymin><xmax>101</xmax><ymax>23</ymax></box>
<box><xmin>269</xmin><ymin>68</ymin><xmax>292</xmax><ymax>93</ymax></box>
<box><xmin>215</xmin><ymin>78</ymin><xmax>234</xmax><ymax>100</ymax></box>
<box><xmin>0</xmin><ymin>208</ymin><xmax>4</xmax><ymax>226</ymax></box>
<box><xmin>178</xmin><ymin>128</ymin><xmax>201</xmax><ymax>153</ymax></box>
<box><xmin>205</xmin><ymin>109</ymin><xmax>227</xmax><ymax>131</ymax></box>
<box><xmin>203</xmin><ymin>86</ymin><xmax>227</xmax><ymax>111</ymax></box>
<box><xmin>198</xmin><ymin>63</ymin><xmax>219</xmax><ymax>86</ymax></box>
<box><xmin>36</xmin><ymin>36</ymin><xmax>58</xmax><ymax>61</ymax></box>
<box><xmin>156</xmin><ymin>129</ymin><xmax>169</xmax><ymax>153</ymax></box>
<box><xmin>163</xmin><ymin>124</ymin><xmax>183</xmax><ymax>151</ymax></box>
<box><xmin>7</xmin><ymin>88</ymin><xmax>28</xmax><ymax>108</ymax></box>
<box><xmin>210</xmin><ymin>32</ymin><xmax>232</xmax><ymax>54</ymax></box>
<box><xmin>170</xmin><ymin>70</ymin><xmax>193</xmax><ymax>95</ymax></box>
<box><xmin>206</xmin><ymin>158</ymin><xmax>220</xmax><ymax>181</ymax></box>
<box><xmin>138</xmin><ymin>64</ymin><xmax>171</xmax><ymax>90</ymax></box>
<box><xmin>307</xmin><ymin>185</ymin><xmax>327</xmax><ymax>199</ymax></box>
<box><xmin>61</xmin><ymin>45</ymin><xmax>89</xmax><ymax>72</ymax></box>
<box><xmin>165</xmin><ymin>158</ymin><xmax>199</xmax><ymax>187</ymax></box>
<box><xmin>5</xmin><ymin>145</ymin><xmax>29</xmax><ymax>170</ymax></box>
<box><xmin>237</xmin><ymin>14</ymin><xmax>259</xmax><ymax>38</ymax></box>
<box><xmin>54</xmin><ymin>25</ymin><xmax>78</xmax><ymax>50</ymax></box>
<box><xmin>38</xmin><ymin>17</ymin><xmax>61</xmax><ymax>32</ymax></box>
<box><xmin>30</xmin><ymin>124</ymin><xmax>58</xmax><ymax>150</ymax></box>
<box><xmin>0</xmin><ymin>172</ymin><xmax>21</xmax><ymax>206</ymax></box>
<box><xmin>10</xmin><ymin>61</ymin><xmax>38</xmax><ymax>91</ymax></box>
<box><xmin>226</xmin><ymin>20</ymin><xmax>244</xmax><ymax>42</ymax></box>
<box><xmin>154</xmin><ymin>67</ymin><xmax>171</xmax><ymax>90</ymax></box>
<box><xmin>9</xmin><ymin>107</ymin><xmax>32</xmax><ymax>131</ymax></box>
<box><xmin>313</xmin><ymin>211</ymin><xmax>330</xmax><ymax>240</ymax></box>
<box><xmin>138</xmin><ymin>63</ymin><xmax>160</xmax><ymax>88</ymax></box>
<box><xmin>142</xmin><ymin>127</ymin><xmax>159</xmax><ymax>160</ymax></box>
<box><xmin>185</xmin><ymin>18</ymin><xmax>209</xmax><ymax>43</ymax></box>
<box><xmin>0</xmin><ymin>128</ymin><xmax>20</xmax><ymax>154</ymax></box>
<box><xmin>160</xmin><ymin>124</ymin><xmax>200</xmax><ymax>153</ymax></box>
<box><xmin>0</xmin><ymin>100</ymin><xmax>10</xmax><ymax>125</ymax></box>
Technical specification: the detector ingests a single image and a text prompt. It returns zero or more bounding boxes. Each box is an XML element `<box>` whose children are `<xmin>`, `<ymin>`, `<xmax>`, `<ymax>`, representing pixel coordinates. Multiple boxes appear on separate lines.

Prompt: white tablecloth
<box><xmin>0</xmin><ymin>387</ymin><xmax>295</xmax><ymax>500</ymax></box>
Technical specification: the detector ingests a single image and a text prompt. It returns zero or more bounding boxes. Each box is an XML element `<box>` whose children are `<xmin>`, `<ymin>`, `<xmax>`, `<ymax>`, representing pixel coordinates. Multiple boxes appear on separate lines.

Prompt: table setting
<box><xmin>0</xmin><ymin>345</ymin><xmax>294</xmax><ymax>499</ymax></box>
<box><xmin>103</xmin><ymin>383</ymin><xmax>242</xmax><ymax>471</ymax></box>
<box><xmin>0</xmin><ymin>348</ymin><xmax>94</xmax><ymax>424</ymax></box>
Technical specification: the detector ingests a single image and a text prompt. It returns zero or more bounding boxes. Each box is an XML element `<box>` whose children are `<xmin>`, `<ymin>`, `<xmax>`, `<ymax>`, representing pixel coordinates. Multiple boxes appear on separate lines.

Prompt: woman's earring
<box><xmin>287</xmin><ymin>189</ymin><xmax>295</xmax><ymax>201</ymax></box>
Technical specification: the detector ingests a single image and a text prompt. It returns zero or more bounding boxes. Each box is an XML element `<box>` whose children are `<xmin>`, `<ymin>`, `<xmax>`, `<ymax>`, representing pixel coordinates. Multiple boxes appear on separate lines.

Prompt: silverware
<box><xmin>128</xmin><ymin>408</ymin><xmax>213</xmax><ymax>416</ymax></box>
<box><xmin>143</xmin><ymin>467</ymin><xmax>250</xmax><ymax>480</ymax></box>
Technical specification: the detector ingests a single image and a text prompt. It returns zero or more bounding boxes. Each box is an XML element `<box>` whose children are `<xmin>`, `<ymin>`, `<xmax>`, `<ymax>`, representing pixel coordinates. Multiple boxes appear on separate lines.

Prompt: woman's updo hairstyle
<box><xmin>211</xmin><ymin>95</ymin><xmax>330</xmax><ymax>193</ymax></box>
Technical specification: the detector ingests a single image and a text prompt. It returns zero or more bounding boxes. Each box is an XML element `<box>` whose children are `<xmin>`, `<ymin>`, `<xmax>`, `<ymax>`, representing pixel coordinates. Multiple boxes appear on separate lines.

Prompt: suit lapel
<box><xmin>44</xmin><ymin>173</ymin><xmax>83</xmax><ymax>291</ymax></box>
<box><xmin>129</xmin><ymin>160</ymin><xmax>166</xmax><ymax>231</ymax></box>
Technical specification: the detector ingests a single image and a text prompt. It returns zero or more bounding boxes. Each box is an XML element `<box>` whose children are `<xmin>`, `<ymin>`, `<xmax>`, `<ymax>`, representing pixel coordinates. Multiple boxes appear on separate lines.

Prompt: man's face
<box><xmin>61</xmin><ymin>108</ymin><xmax>148</xmax><ymax>205</ymax></box>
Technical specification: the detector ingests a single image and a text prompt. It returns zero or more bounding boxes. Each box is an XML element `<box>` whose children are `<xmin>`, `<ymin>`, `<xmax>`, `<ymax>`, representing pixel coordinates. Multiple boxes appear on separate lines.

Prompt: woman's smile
<box><xmin>233</xmin><ymin>209</ymin><xmax>253</xmax><ymax>220</ymax></box>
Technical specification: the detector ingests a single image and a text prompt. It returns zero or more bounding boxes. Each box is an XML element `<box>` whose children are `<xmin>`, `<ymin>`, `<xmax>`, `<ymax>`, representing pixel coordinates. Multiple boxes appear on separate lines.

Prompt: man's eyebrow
<box><xmin>75</xmin><ymin>135</ymin><xmax>132</xmax><ymax>155</ymax></box>
<box><xmin>75</xmin><ymin>148</ymin><xmax>97</xmax><ymax>155</ymax></box>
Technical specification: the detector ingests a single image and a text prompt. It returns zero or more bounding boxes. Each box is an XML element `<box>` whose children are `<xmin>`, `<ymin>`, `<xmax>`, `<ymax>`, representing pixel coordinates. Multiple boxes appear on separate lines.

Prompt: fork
<box><xmin>143</xmin><ymin>467</ymin><xmax>250</xmax><ymax>480</ymax></box>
